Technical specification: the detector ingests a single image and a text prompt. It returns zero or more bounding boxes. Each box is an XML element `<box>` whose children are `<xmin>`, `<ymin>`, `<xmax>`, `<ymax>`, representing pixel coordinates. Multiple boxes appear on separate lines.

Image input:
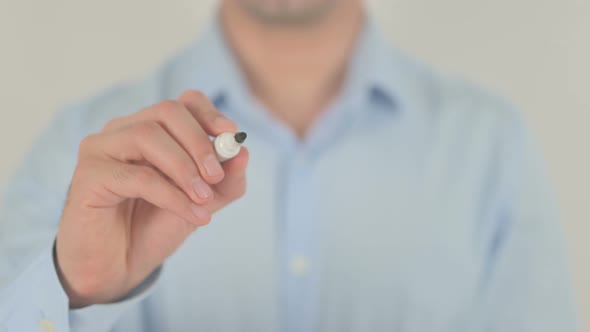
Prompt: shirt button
<box><xmin>40</xmin><ymin>319</ymin><xmax>55</xmax><ymax>332</ymax></box>
<box><xmin>289</xmin><ymin>256</ymin><xmax>310</xmax><ymax>276</ymax></box>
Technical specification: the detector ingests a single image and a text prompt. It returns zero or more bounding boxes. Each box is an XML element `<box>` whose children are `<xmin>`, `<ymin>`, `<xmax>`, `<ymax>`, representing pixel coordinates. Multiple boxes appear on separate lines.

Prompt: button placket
<box><xmin>280</xmin><ymin>144</ymin><xmax>320</xmax><ymax>332</ymax></box>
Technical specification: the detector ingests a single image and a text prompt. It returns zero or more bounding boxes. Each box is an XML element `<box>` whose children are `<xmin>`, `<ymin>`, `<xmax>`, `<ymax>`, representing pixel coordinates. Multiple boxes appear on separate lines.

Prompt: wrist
<box><xmin>53</xmin><ymin>242</ymin><xmax>126</xmax><ymax>308</ymax></box>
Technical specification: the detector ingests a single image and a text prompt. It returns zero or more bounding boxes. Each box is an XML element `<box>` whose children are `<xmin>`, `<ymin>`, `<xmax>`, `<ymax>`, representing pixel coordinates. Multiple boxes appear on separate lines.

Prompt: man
<box><xmin>0</xmin><ymin>0</ymin><xmax>577</xmax><ymax>331</ymax></box>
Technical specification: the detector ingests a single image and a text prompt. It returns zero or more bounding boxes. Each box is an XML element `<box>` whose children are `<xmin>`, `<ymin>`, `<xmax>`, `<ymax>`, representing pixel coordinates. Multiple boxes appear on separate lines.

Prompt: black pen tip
<box><xmin>234</xmin><ymin>132</ymin><xmax>247</xmax><ymax>144</ymax></box>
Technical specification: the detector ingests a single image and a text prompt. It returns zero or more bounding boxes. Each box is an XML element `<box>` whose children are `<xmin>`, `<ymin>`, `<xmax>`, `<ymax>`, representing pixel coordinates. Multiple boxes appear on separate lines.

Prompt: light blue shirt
<box><xmin>0</xmin><ymin>17</ymin><xmax>577</xmax><ymax>332</ymax></box>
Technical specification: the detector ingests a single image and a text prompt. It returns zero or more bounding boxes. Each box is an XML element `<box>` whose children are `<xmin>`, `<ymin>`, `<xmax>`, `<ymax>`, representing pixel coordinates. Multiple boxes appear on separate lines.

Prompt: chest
<box><xmin>146</xmin><ymin>130</ymin><xmax>486</xmax><ymax>331</ymax></box>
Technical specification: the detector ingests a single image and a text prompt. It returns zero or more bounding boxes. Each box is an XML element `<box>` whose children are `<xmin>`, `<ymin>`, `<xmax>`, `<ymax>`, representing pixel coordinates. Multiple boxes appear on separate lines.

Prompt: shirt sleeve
<box><xmin>473</xmin><ymin>109</ymin><xmax>578</xmax><ymax>331</ymax></box>
<box><xmin>1</xmin><ymin>245</ymin><xmax>161</xmax><ymax>332</ymax></box>
<box><xmin>0</xmin><ymin>105</ymin><xmax>159</xmax><ymax>332</ymax></box>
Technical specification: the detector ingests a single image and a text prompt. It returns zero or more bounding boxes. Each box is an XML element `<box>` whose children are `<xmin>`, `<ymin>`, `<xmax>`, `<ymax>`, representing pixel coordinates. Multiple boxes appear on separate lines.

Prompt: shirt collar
<box><xmin>340</xmin><ymin>15</ymin><xmax>402</xmax><ymax>112</ymax></box>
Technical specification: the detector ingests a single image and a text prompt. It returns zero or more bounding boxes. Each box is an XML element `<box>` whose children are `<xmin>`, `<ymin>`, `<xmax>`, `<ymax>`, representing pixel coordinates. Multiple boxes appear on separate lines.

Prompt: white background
<box><xmin>0</xmin><ymin>0</ymin><xmax>588</xmax><ymax>329</ymax></box>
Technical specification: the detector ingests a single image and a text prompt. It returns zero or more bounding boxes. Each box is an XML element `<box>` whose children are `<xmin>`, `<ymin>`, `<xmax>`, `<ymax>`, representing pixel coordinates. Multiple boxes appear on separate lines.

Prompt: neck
<box><xmin>220</xmin><ymin>1</ymin><xmax>364</xmax><ymax>137</ymax></box>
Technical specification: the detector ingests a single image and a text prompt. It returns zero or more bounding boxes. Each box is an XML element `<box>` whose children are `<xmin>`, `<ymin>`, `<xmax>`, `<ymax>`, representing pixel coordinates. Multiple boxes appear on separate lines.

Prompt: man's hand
<box><xmin>55</xmin><ymin>90</ymin><xmax>249</xmax><ymax>308</ymax></box>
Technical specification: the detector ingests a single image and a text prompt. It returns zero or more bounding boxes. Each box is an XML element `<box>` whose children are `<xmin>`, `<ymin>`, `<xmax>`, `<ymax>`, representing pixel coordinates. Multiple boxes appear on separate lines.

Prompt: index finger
<box><xmin>177</xmin><ymin>90</ymin><xmax>238</xmax><ymax>136</ymax></box>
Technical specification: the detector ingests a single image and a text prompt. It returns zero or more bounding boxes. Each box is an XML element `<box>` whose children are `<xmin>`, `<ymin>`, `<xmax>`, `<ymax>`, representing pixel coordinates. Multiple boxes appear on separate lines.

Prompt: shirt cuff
<box><xmin>1</xmin><ymin>245</ymin><xmax>69</xmax><ymax>332</ymax></box>
<box><xmin>1</xmin><ymin>245</ymin><xmax>161</xmax><ymax>332</ymax></box>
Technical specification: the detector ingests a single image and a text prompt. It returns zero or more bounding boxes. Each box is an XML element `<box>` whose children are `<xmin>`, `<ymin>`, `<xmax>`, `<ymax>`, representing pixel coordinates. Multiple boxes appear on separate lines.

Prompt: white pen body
<box><xmin>214</xmin><ymin>132</ymin><xmax>243</xmax><ymax>162</ymax></box>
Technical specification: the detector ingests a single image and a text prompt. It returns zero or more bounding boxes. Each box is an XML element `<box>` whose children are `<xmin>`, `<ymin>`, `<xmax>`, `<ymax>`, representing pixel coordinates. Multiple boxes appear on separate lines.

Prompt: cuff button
<box><xmin>40</xmin><ymin>319</ymin><xmax>55</xmax><ymax>332</ymax></box>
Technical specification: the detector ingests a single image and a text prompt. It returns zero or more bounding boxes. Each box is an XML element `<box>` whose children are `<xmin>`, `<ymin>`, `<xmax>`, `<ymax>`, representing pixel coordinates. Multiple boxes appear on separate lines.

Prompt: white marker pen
<box><xmin>213</xmin><ymin>132</ymin><xmax>247</xmax><ymax>162</ymax></box>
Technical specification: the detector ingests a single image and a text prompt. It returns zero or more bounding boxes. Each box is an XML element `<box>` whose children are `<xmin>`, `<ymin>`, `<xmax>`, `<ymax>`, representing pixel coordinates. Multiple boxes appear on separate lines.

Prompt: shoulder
<box><xmin>387</xmin><ymin>50</ymin><xmax>532</xmax><ymax>167</ymax></box>
<box><xmin>377</xmin><ymin>39</ymin><xmax>524</xmax><ymax>136</ymax></box>
<box><xmin>65</xmin><ymin>70</ymin><xmax>164</xmax><ymax>135</ymax></box>
<box><xmin>391</xmin><ymin>51</ymin><xmax>528</xmax><ymax>147</ymax></box>
<box><xmin>436</xmin><ymin>73</ymin><xmax>518</xmax><ymax>123</ymax></box>
<box><xmin>59</xmin><ymin>42</ymin><xmax>202</xmax><ymax>136</ymax></box>
<box><xmin>416</xmin><ymin>63</ymin><xmax>525</xmax><ymax>137</ymax></box>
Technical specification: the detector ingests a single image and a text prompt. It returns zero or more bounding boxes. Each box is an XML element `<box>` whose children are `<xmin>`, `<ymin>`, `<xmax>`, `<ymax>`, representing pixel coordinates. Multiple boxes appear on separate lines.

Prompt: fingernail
<box><xmin>192</xmin><ymin>177</ymin><xmax>213</xmax><ymax>200</ymax></box>
<box><xmin>191</xmin><ymin>204</ymin><xmax>210</xmax><ymax>220</ymax></box>
<box><xmin>203</xmin><ymin>155</ymin><xmax>223</xmax><ymax>177</ymax></box>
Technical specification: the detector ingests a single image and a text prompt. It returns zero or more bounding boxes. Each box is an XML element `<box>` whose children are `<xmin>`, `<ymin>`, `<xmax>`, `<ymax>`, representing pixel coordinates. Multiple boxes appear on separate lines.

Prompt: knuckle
<box><xmin>201</xmin><ymin>215</ymin><xmax>212</xmax><ymax>226</ymax></box>
<box><xmin>195</xmin><ymin>212</ymin><xmax>212</xmax><ymax>226</ymax></box>
<box><xmin>78</xmin><ymin>134</ymin><xmax>99</xmax><ymax>154</ymax></box>
<box><xmin>155</xmin><ymin>100</ymin><xmax>180</xmax><ymax>115</ymax></box>
<box><xmin>132</xmin><ymin>166</ymin><xmax>155</xmax><ymax>185</ymax></box>
<box><xmin>102</xmin><ymin>118</ymin><xmax>122</xmax><ymax>131</ymax></box>
<box><xmin>76</xmin><ymin>157</ymin><xmax>98</xmax><ymax>173</ymax></box>
<box><xmin>112</xmin><ymin>164</ymin><xmax>133</xmax><ymax>184</ymax></box>
<box><xmin>71</xmin><ymin>160</ymin><xmax>96</xmax><ymax>188</ymax></box>
<box><xmin>181</xmin><ymin>89</ymin><xmax>208</xmax><ymax>104</ymax></box>
<box><xmin>175</xmin><ymin>157</ymin><xmax>198</xmax><ymax>179</ymax></box>
<box><xmin>132</xmin><ymin>121</ymin><xmax>161</xmax><ymax>140</ymax></box>
<box><xmin>203</xmin><ymin>110</ymin><xmax>221</xmax><ymax>123</ymax></box>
